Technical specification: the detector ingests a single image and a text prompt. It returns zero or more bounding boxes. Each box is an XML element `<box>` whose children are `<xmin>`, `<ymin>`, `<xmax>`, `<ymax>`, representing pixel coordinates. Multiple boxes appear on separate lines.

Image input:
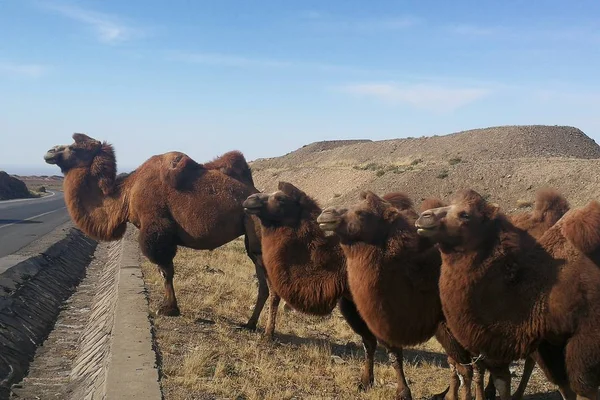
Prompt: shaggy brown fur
<box><xmin>44</xmin><ymin>133</ymin><xmax>270</xmax><ymax>328</ymax></box>
<box><xmin>161</xmin><ymin>150</ymin><xmax>254</xmax><ymax>190</ymax></box>
<box><xmin>243</xmin><ymin>181</ymin><xmax>389</xmax><ymax>390</ymax></box>
<box><xmin>510</xmin><ymin>188</ymin><xmax>570</xmax><ymax>239</ymax></box>
<box><xmin>478</xmin><ymin>189</ymin><xmax>570</xmax><ymax>400</ymax></box>
<box><xmin>416</xmin><ymin>189</ymin><xmax>600</xmax><ymax>400</ymax></box>
<box><xmin>558</xmin><ymin>200</ymin><xmax>600</xmax><ymax>264</ymax></box>
<box><xmin>420</xmin><ymin>198</ymin><xmax>447</xmax><ymax>213</ymax></box>
<box><xmin>318</xmin><ymin>191</ymin><xmax>479</xmax><ymax>400</ymax></box>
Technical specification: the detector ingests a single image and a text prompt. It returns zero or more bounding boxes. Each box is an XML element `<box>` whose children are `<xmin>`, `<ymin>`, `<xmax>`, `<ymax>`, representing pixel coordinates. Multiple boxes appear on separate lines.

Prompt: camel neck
<box><xmin>63</xmin><ymin>167</ymin><xmax>129</xmax><ymax>241</ymax></box>
<box><xmin>260</xmin><ymin>218</ymin><xmax>347</xmax><ymax>315</ymax></box>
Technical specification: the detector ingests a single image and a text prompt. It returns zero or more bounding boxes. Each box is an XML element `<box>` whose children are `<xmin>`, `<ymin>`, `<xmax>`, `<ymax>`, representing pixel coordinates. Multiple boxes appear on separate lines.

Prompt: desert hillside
<box><xmin>250</xmin><ymin>125</ymin><xmax>600</xmax><ymax>211</ymax></box>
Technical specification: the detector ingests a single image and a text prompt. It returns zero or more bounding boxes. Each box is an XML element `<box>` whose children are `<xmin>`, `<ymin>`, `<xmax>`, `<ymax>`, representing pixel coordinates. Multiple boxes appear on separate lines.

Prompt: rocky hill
<box><xmin>0</xmin><ymin>172</ymin><xmax>32</xmax><ymax>200</ymax></box>
<box><xmin>250</xmin><ymin>125</ymin><xmax>600</xmax><ymax>212</ymax></box>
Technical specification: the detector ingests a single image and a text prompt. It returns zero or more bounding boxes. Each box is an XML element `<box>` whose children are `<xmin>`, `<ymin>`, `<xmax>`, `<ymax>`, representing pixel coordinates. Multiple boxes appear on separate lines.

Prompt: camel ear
<box><xmin>73</xmin><ymin>133</ymin><xmax>96</xmax><ymax>144</ymax></box>
<box><xmin>278</xmin><ymin>181</ymin><xmax>304</xmax><ymax>200</ymax></box>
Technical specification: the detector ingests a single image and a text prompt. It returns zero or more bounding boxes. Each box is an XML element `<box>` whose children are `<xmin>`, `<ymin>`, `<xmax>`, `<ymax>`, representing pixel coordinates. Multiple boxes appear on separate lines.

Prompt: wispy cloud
<box><xmin>0</xmin><ymin>62</ymin><xmax>47</xmax><ymax>78</ymax></box>
<box><xmin>40</xmin><ymin>2</ymin><xmax>141</xmax><ymax>44</ymax></box>
<box><xmin>170</xmin><ymin>51</ymin><xmax>381</xmax><ymax>74</ymax></box>
<box><xmin>300</xmin><ymin>12</ymin><xmax>421</xmax><ymax>33</ymax></box>
<box><xmin>339</xmin><ymin>83</ymin><xmax>490</xmax><ymax>113</ymax></box>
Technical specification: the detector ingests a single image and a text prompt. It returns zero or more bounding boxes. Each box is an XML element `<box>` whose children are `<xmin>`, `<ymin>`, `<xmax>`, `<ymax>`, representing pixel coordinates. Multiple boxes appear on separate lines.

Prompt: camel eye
<box><xmin>459</xmin><ymin>211</ymin><xmax>470</xmax><ymax>221</ymax></box>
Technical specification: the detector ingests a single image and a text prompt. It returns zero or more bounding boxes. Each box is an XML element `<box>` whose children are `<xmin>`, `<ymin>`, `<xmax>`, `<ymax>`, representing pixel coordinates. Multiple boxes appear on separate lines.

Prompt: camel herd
<box><xmin>44</xmin><ymin>134</ymin><xmax>600</xmax><ymax>400</ymax></box>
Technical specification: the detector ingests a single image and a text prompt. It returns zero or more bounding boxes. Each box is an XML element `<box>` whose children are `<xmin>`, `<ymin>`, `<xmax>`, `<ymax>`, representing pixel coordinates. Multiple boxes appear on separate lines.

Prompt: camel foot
<box><xmin>358</xmin><ymin>375</ymin><xmax>374</xmax><ymax>392</ymax></box>
<box><xmin>157</xmin><ymin>304</ymin><xmax>181</xmax><ymax>316</ymax></box>
<box><xmin>429</xmin><ymin>386</ymin><xmax>450</xmax><ymax>400</ymax></box>
<box><xmin>237</xmin><ymin>322</ymin><xmax>257</xmax><ymax>332</ymax></box>
<box><xmin>396</xmin><ymin>388</ymin><xmax>413</xmax><ymax>400</ymax></box>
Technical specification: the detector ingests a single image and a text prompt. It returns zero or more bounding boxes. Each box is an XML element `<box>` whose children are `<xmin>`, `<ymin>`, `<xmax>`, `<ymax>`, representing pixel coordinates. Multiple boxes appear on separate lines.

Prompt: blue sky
<box><xmin>2</xmin><ymin>0</ymin><xmax>600</xmax><ymax>174</ymax></box>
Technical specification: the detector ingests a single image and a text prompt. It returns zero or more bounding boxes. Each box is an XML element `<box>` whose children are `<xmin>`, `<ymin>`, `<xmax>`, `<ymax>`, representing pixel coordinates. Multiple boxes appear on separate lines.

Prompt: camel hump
<box><xmin>533</xmin><ymin>188</ymin><xmax>570</xmax><ymax>224</ymax></box>
<box><xmin>204</xmin><ymin>150</ymin><xmax>254</xmax><ymax>186</ymax></box>
<box><xmin>560</xmin><ymin>200</ymin><xmax>600</xmax><ymax>257</ymax></box>
<box><xmin>419</xmin><ymin>198</ymin><xmax>447</xmax><ymax>213</ymax></box>
<box><xmin>160</xmin><ymin>152</ymin><xmax>203</xmax><ymax>189</ymax></box>
<box><xmin>382</xmin><ymin>192</ymin><xmax>414</xmax><ymax>211</ymax></box>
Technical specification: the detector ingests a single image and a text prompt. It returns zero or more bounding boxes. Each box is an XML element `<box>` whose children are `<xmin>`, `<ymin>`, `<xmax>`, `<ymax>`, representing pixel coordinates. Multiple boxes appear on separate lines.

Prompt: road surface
<box><xmin>0</xmin><ymin>191</ymin><xmax>70</xmax><ymax>258</ymax></box>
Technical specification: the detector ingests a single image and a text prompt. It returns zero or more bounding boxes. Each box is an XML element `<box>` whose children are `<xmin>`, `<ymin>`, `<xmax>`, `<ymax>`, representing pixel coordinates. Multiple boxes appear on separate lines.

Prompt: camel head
<box><xmin>415</xmin><ymin>189</ymin><xmax>500</xmax><ymax>250</ymax></box>
<box><xmin>243</xmin><ymin>181</ymin><xmax>318</xmax><ymax>227</ymax></box>
<box><xmin>318</xmin><ymin>190</ymin><xmax>402</xmax><ymax>244</ymax></box>
<box><xmin>44</xmin><ymin>133</ymin><xmax>103</xmax><ymax>171</ymax></box>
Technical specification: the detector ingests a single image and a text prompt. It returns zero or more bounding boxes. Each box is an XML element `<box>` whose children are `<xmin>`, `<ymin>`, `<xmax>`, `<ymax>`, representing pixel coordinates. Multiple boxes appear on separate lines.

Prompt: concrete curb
<box><xmin>68</xmin><ymin>232</ymin><xmax>161</xmax><ymax>400</ymax></box>
<box><xmin>0</xmin><ymin>228</ymin><xmax>97</xmax><ymax>398</ymax></box>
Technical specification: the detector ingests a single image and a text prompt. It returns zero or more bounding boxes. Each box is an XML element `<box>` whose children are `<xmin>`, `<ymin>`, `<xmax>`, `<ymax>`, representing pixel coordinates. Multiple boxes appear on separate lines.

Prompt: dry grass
<box><xmin>141</xmin><ymin>238</ymin><xmax>558</xmax><ymax>400</ymax></box>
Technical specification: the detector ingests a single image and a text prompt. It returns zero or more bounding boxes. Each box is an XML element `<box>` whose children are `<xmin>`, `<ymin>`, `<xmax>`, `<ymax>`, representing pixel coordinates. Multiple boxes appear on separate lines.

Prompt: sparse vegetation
<box><xmin>411</xmin><ymin>158</ymin><xmax>423</xmax><ymax>166</ymax></box>
<box><xmin>448</xmin><ymin>157</ymin><xmax>462</xmax><ymax>165</ymax></box>
<box><xmin>437</xmin><ymin>170</ymin><xmax>449</xmax><ymax>179</ymax></box>
<box><xmin>37</xmin><ymin>185</ymin><xmax>46</xmax><ymax>193</ymax></box>
<box><xmin>375</xmin><ymin>170</ymin><xmax>385</xmax><ymax>177</ymax></box>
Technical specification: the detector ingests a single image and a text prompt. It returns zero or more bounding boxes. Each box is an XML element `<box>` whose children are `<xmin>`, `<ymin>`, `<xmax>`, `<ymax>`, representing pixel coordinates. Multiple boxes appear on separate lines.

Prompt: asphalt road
<box><xmin>0</xmin><ymin>191</ymin><xmax>70</xmax><ymax>258</ymax></box>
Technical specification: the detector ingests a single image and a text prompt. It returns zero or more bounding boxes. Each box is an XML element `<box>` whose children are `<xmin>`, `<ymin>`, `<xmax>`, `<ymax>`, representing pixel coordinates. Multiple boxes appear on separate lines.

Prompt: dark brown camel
<box><xmin>44</xmin><ymin>133</ymin><xmax>269</xmax><ymax>329</ymax></box>
<box><xmin>242</xmin><ymin>181</ymin><xmax>425</xmax><ymax>393</ymax></box>
<box><xmin>478</xmin><ymin>188</ymin><xmax>571</xmax><ymax>400</ymax></box>
<box><xmin>416</xmin><ymin>189</ymin><xmax>600</xmax><ymax>400</ymax></box>
<box><xmin>318</xmin><ymin>191</ymin><xmax>480</xmax><ymax>400</ymax></box>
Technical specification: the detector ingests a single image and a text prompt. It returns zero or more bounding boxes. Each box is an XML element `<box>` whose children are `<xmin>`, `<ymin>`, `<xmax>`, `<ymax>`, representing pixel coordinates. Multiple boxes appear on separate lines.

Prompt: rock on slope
<box><xmin>250</xmin><ymin>125</ymin><xmax>600</xmax><ymax>212</ymax></box>
<box><xmin>0</xmin><ymin>172</ymin><xmax>32</xmax><ymax>200</ymax></box>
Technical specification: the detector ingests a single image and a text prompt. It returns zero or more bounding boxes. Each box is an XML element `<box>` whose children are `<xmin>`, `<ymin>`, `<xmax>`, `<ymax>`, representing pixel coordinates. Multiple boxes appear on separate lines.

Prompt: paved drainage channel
<box><xmin>7</xmin><ymin>230</ymin><xmax>161</xmax><ymax>400</ymax></box>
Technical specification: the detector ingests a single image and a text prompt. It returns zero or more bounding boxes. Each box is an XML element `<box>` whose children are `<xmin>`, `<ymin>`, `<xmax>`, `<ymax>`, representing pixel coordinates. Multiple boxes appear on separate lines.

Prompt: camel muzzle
<box><xmin>415</xmin><ymin>209</ymin><xmax>444</xmax><ymax>237</ymax></box>
<box><xmin>317</xmin><ymin>207</ymin><xmax>342</xmax><ymax>231</ymax></box>
<box><xmin>43</xmin><ymin>146</ymin><xmax>65</xmax><ymax>164</ymax></box>
<box><xmin>243</xmin><ymin>193</ymin><xmax>268</xmax><ymax>214</ymax></box>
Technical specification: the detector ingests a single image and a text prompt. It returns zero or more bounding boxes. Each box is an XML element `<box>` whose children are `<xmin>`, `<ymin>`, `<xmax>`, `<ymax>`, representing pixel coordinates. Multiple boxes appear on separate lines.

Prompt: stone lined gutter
<box><xmin>0</xmin><ymin>228</ymin><xmax>97</xmax><ymax>398</ymax></box>
<box><xmin>67</xmin><ymin>235</ymin><xmax>161</xmax><ymax>400</ymax></box>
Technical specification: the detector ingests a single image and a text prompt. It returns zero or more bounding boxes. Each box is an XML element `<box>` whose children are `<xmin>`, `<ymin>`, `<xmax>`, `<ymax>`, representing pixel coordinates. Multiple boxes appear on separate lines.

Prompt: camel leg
<box><xmin>473</xmin><ymin>362</ymin><xmax>486</xmax><ymax>400</ymax></box>
<box><xmin>138</xmin><ymin>221</ymin><xmax>179</xmax><ymax>316</ymax></box>
<box><xmin>385</xmin><ymin>345</ymin><xmax>413</xmax><ymax>400</ymax></box>
<box><xmin>451</xmin><ymin>358</ymin><xmax>473</xmax><ymax>400</ymax></box>
<box><xmin>565</xmin><ymin>334</ymin><xmax>600</xmax><ymax>400</ymax></box>
<box><xmin>156</xmin><ymin>262</ymin><xmax>180</xmax><ymax>316</ymax></box>
<box><xmin>511</xmin><ymin>356</ymin><xmax>535</xmax><ymax>400</ymax></box>
<box><xmin>484</xmin><ymin>374</ymin><xmax>496</xmax><ymax>400</ymax></box>
<box><xmin>535</xmin><ymin>342</ymin><xmax>575</xmax><ymax>400</ymax></box>
<box><xmin>488</xmin><ymin>366</ymin><xmax>511</xmax><ymax>400</ymax></box>
<box><xmin>264</xmin><ymin>289</ymin><xmax>280</xmax><ymax>340</ymax></box>
<box><xmin>433</xmin><ymin>322</ymin><xmax>473</xmax><ymax>400</ymax></box>
<box><xmin>338</xmin><ymin>297</ymin><xmax>377</xmax><ymax>390</ymax></box>
<box><xmin>244</xmin><ymin>254</ymin><xmax>269</xmax><ymax>330</ymax></box>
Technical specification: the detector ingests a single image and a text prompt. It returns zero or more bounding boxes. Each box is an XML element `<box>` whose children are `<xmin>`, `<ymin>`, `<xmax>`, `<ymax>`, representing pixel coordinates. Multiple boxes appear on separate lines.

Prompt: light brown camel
<box><xmin>416</xmin><ymin>189</ymin><xmax>600</xmax><ymax>400</ymax></box>
<box><xmin>317</xmin><ymin>191</ymin><xmax>481</xmax><ymax>400</ymax></box>
<box><xmin>44</xmin><ymin>133</ymin><xmax>269</xmax><ymax>329</ymax></box>
<box><xmin>242</xmin><ymin>181</ymin><xmax>430</xmax><ymax>393</ymax></box>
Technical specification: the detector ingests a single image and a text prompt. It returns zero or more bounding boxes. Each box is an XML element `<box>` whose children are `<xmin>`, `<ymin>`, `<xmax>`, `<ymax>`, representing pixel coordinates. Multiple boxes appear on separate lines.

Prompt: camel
<box><xmin>242</xmin><ymin>181</ymin><xmax>429</xmax><ymax>393</ymax></box>
<box><xmin>415</xmin><ymin>189</ymin><xmax>600</xmax><ymax>400</ymax></box>
<box><xmin>317</xmin><ymin>191</ymin><xmax>482</xmax><ymax>400</ymax></box>
<box><xmin>44</xmin><ymin>133</ymin><xmax>270</xmax><ymax>329</ymax></box>
<box><xmin>477</xmin><ymin>188</ymin><xmax>571</xmax><ymax>400</ymax></box>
